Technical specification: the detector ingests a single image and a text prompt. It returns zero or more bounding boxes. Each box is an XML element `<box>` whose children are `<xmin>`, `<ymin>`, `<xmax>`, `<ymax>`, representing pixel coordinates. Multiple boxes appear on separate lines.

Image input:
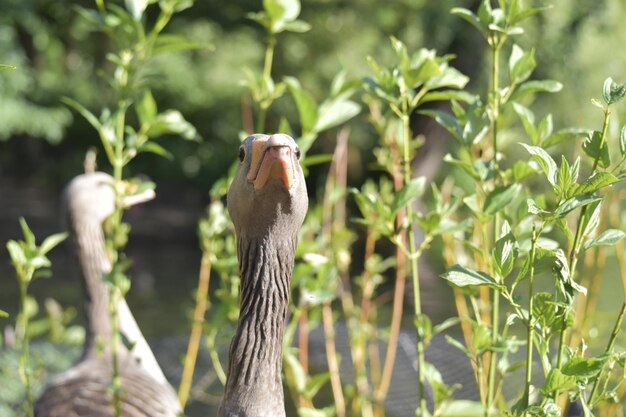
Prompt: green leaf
<box><xmin>300</xmin><ymin>153</ymin><xmax>333</xmax><ymax>168</ymax></box>
<box><xmin>62</xmin><ymin>97</ymin><xmax>102</xmax><ymax>132</ymax></box>
<box><xmin>582</xmin><ymin>131</ymin><xmax>610</xmax><ymax>169</ymax></box>
<box><xmin>562</xmin><ymin>356</ymin><xmax>606</xmax><ymax>378</ymax></box>
<box><xmin>125</xmin><ymin>0</ymin><xmax>147</xmax><ymax>20</ymax></box>
<box><xmin>19</xmin><ymin>217</ymin><xmax>36</xmax><ymax>249</ymax></box>
<box><xmin>0</xmin><ymin>64</ymin><xmax>17</xmax><ymax>70</ymax></box>
<box><xmin>484</xmin><ymin>183</ymin><xmax>522</xmax><ymax>215</ymax></box>
<box><xmin>420</xmin><ymin>110</ymin><xmax>463</xmax><ymax>141</ymax></box>
<box><xmin>582</xmin><ymin>229</ymin><xmax>626</xmax><ymax>250</ymax></box>
<box><xmin>390</xmin><ymin>177</ymin><xmax>426</xmax><ymax>215</ymax></box>
<box><xmin>421</xmin><ymin>90</ymin><xmax>476</xmax><ymax>104</ymax></box>
<box><xmin>509</xmin><ymin>44</ymin><xmax>536</xmax><ymax>84</ymax></box>
<box><xmin>555</xmin><ymin>195</ymin><xmax>603</xmax><ymax>218</ymax></box>
<box><xmin>541</xmin><ymin>368</ymin><xmax>578</xmax><ymax>395</ymax></box>
<box><xmin>145</xmin><ymin>110</ymin><xmax>199</xmax><ymax>141</ymax></box>
<box><xmin>444</xmin><ymin>154</ymin><xmax>481</xmax><ymax>180</ymax></box>
<box><xmin>602</xmin><ymin>77</ymin><xmax>626</xmax><ymax>105</ymax></box>
<box><xmin>537</xmin><ymin>114</ymin><xmax>553</xmax><ymax>144</ymax></box>
<box><xmin>494</xmin><ymin>225</ymin><xmax>518</xmax><ymax>277</ymax></box>
<box><xmin>284</xmin><ymin>77</ymin><xmax>318</xmax><ymax>134</ymax></box>
<box><xmin>441</xmin><ymin>265</ymin><xmax>501</xmax><ymax>289</ymax></box>
<box><xmin>445</xmin><ymin>334</ymin><xmax>472</xmax><ymax>358</ymax></box>
<box><xmin>304</xmin><ymin>372</ymin><xmax>330</xmax><ymax>400</ymax></box>
<box><xmin>39</xmin><ymin>232</ymin><xmax>68</xmax><ymax>256</ymax></box>
<box><xmin>28</xmin><ymin>255</ymin><xmax>52</xmax><ymax>270</ymax></box>
<box><xmin>520</xmin><ymin>143</ymin><xmax>558</xmax><ymax>186</ymax></box>
<box><xmin>527</xmin><ymin>198</ymin><xmax>549</xmax><ymax>217</ymax></box>
<box><xmin>426</xmin><ymin>67</ymin><xmax>469</xmax><ymax>90</ymax></box>
<box><xmin>136</xmin><ymin>91</ymin><xmax>157</xmax><ymax>126</ymax></box>
<box><xmin>153</xmin><ymin>34</ymin><xmax>210</xmax><ymax>54</ymax></box>
<box><xmin>451</xmin><ymin>8</ymin><xmax>487</xmax><ymax>36</ymax></box>
<box><xmin>284</xmin><ymin>349</ymin><xmax>306</xmax><ymax>393</ymax></box>
<box><xmin>512</xmin><ymin>102</ymin><xmax>536</xmax><ymax>144</ymax></box>
<box><xmin>264</xmin><ymin>0</ymin><xmax>300</xmax><ymax>23</ymax></box>
<box><xmin>282</xmin><ymin>19</ymin><xmax>311</xmax><ymax>33</ymax></box>
<box><xmin>576</xmin><ymin>172</ymin><xmax>619</xmax><ymax>195</ymax></box>
<box><xmin>543</xmin><ymin>128</ymin><xmax>589</xmax><ymax>148</ymax></box>
<box><xmin>512</xmin><ymin>160</ymin><xmax>537</xmax><ymax>182</ymax></box>
<box><xmin>0</xmin><ymin>309</ymin><xmax>8</xmax><ymax>318</ymax></box>
<box><xmin>139</xmin><ymin>142</ymin><xmax>173</xmax><ymax>159</ymax></box>
<box><xmin>297</xmin><ymin>408</ymin><xmax>328</xmax><ymax>417</ymax></box>
<box><xmin>511</xmin><ymin>80</ymin><xmax>563</xmax><ymax>100</ymax></box>
<box><xmin>313</xmin><ymin>99</ymin><xmax>360</xmax><ymax>133</ymax></box>
<box><xmin>438</xmin><ymin>400</ymin><xmax>485</xmax><ymax>417</ymax></box>
<box><xmin>6</xmin><ymin>240</ymin><xmax>26</xmax><ymax>266</ymax></box>
<box><xmin>581</xmin><ymin>201</ymin><xmax>602</xmax><ymax>241</ymax></box>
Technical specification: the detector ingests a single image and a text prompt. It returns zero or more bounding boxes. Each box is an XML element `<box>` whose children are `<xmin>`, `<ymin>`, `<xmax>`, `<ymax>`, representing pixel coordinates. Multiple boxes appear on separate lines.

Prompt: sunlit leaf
<box><xmin>125</xmin><ymin>0</ymin><xmax>148</xmax><ymax>20</ymax></box>
<box><xmin>602</xmin><ymin>77</ymin><xmax>626</xmax><ymax>105</ymax></box>
<box><xmin>451</xmin><ymin>8</ymin><xmax>487</xmax><ymax>37</ymax></box>
<box><xmin>562</xmin><ymin>356</ymin><xmax>606</xmax><ymax>378</ymax></box>
<box><xmin>313</xmin><ymin>99</ymin><xmax>360</xmax><ymax>133</ymax></box>
<box><xmin>555</xmin><ymin>195</ymin><xmax>602</xmax><ymax>218</ymax></box>
<box><xmin>420</xmin><ymin>110</ymin><xmax>463</xmax><ymax>141</ymax></box>
<box><xmin>509</xmin><ymin>44</ymin><xmax>536</xmax><ymax>84</ymax></box>
<box><xmin>575</xmin><ymin>172</ymin><xmax>618</xmax><ymax>195</ymax></box>
<box><xmin>441</xmin><ymin>265</ymin><xmax>501</xmax><ymax>289</ymax></box>
<box><xmin>582</xmin><ymin>130</ymin><xmax>610</xmax><ymax>169</ymax></box>
<box><xmin>284</xmin><ymin>76</ymin><xmax>318</xmax><ymax>134</ymax></box>
<box><xmin>511</xmin><ymin>80</ymin><xmax>562</xmax><ymax>100</ymax></box>
<box><xmin>39</xmin><ymin>233</ymin><xmax>68</xmax><ymax>256</ymax></box>
<box><xmin>582</xmin><ymin>229</ymin><xmax>626</xmax><ymax>250</ymax></box>
<box><xmin>541</xmin><ymin>369</ymin><xmax>577</xmax><ymax>395</ymax></box>
<box><xmin>139</xmin><ymin>142</ymin><xmax>173</xmax><ymax>159</ymax></box>
<box><xmin>520</xmin><ymin>143</ymin><xmax>558</xmax><ymax>186</ymax></box>
<box><xmin>484</xmin><ymin>183</ymin><xmax>522</xmax><ymax>215</ymax></box>
<box><xmin>6</xmin><ymin>240</ymin><xmax>26</xmax><ymax>266</ymax></box>
<box><xmin>512</xmin><ymin>102</ymin><xmax>536</xmax><ymax>144</ymax></box>
<box><xmin>390</xmin><ymin>177</ymin><xmax>426</xmax><ymax>215</ymax></box>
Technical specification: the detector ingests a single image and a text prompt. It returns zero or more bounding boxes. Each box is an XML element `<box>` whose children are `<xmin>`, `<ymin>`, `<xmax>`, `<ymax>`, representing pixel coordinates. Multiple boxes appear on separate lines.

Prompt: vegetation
<box><xmin>2</xmin><ymin>0</ymin><xmax>626</xmax><ymax>417</ymax></box>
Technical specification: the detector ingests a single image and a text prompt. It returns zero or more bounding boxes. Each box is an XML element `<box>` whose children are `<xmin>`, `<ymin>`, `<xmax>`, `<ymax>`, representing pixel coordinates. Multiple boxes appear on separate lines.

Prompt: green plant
<box><xmin>61</xmin><ymin>0</ymin><xmax>201</xmax><ymax>414</ymax></box>
<box><xmin>422</xmin><ymin>1</ymin><xmax>626</xmax><ymax>416</ymax></box>
<box><xmin>6</xmin><ymin>218</ymin><xmax>67</xmax><ymax>417</ymax></box>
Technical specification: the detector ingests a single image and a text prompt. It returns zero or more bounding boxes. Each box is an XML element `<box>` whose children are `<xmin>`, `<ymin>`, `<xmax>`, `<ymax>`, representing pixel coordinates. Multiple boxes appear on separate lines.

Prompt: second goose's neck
<box><xmin>220</xmin><ymin>235</ymin><xmax>297</xmax><ymax>417</ymax></box>
<box><xmin>72</xmin><ymin>218</ymin><xmax>113</xmax><ymax>357</ymax></box>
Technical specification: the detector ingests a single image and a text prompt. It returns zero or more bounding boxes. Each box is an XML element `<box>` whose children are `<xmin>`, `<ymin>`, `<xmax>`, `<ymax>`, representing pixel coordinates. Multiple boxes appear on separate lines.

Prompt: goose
<box><xmin>218</xmin><ymin>133</ymin><xmax>308</xmax><ymax>417</ymax></box>
<box><xmin>35</xmin><ymin>172</ymin><xmax>181</xmax><ymax>417</ymax></box>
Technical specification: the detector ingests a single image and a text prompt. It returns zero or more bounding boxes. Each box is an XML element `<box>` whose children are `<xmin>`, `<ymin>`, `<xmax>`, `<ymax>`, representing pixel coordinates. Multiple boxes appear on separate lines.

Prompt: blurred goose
<box><xmin>35</xmin><ymin>172</ymin><xmax>181</xmax><ymax>417</ymax></box>
<box><xmin>219</xmin><ymin>134</ymin><xmax>308</xmax><ymax>417</ymax></box>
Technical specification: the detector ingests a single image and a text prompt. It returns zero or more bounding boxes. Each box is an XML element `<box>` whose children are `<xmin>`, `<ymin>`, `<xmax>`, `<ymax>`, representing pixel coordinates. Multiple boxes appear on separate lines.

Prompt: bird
<box><xmin>35</xmin><ymin>172</ymin><xmax>182</xmax><ymax>417</ymax></box>
<box><xmin>219</xmin><ymin>133</ymin><xmax>308</xmax><ymax>417</ymax></box>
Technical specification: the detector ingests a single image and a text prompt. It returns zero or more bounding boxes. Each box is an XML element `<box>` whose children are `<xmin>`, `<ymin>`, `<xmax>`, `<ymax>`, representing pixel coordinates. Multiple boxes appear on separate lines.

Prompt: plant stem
<box><xmin>490</xmin><ymin>43</ymin><xmax>502</xmax><ymax>177</ymax></box>
<box><xmin>523</xmin><ymin>224</ymin><xmax>539</xmax><ymax>410</ymax></box>
<box><xmin>588</xmin><ymin>301</ymin><xmax>626</xmax><ymax>405</ymax></box>
<box><xmin>322</xmin><ymin>301</ymin><xmax>347</xmax><ymax>417</ymax></box>
<box><xmin>399</xmin><ymin>108</ymin><xmax>428</xmax><ymax>416</ymax></box>
<box><xmin>18</xmin><ymin>280</ymin><xmax>34</xmax><ymax>417</ymax></box>
<box><xmin>256</xmin><ymin>34</ymin><xmax>276</xmax><ymax>133</ymax></box>
<box><xmin>486</xmin><ymin>40</ymin><xmax>503</xmax><ymax>417</ymax></box>
<box><xmin>559</xmin><ymin>106</ymin><xmax>613</xmax><ymax>381</ymax></box>
<box><xmin>109</xmin><ymin>92</ymin><xmax>128</xmax><ymax>417</ymax></box>
<box><xmin>178</xmin><ymin>250</ymin><xmax>213</xmax><ymax>409</ymax></box>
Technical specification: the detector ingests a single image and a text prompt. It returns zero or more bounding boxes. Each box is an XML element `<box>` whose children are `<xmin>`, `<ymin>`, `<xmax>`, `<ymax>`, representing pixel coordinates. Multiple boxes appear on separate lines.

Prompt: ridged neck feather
<box><xmin>220</xmin><ymin>235</ymin><xmax>297</xmax><ymax>417</ymax></box>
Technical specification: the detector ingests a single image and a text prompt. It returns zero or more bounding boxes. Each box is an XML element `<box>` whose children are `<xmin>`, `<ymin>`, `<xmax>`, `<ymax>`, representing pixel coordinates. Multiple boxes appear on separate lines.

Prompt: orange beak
<box><xmin>247</xmin><ymin>136</ymin><xmax>296</xmax><ymax>190</ymax></box>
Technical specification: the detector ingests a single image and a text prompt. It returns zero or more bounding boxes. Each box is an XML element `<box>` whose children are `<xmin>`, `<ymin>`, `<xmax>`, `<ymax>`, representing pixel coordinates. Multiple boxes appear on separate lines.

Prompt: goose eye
<box><xmin>238</xmin><ymin>146</ymin><xmax>245</xmax><ymax>162</ymax></box>
<box><xmin>295</xmin><ymin>146</ymin><xmax>301</xmax><ymax>160</ymax></box>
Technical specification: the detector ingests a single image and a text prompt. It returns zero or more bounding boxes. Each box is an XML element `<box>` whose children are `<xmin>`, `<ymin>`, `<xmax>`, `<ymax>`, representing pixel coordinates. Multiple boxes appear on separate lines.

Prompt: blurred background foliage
<box><xmin>2</xmin><ymin>0</ymin><xmax>623</xmax><ymax>190</ymax></box>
